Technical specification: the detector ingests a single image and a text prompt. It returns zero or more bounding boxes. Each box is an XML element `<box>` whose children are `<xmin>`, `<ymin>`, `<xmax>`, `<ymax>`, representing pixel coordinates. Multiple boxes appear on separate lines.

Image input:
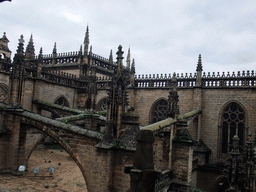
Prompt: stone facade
<box><xmin>1</xmin><ymin>30</ymin><xmax>256</xmax><ymax>191</ymax></box>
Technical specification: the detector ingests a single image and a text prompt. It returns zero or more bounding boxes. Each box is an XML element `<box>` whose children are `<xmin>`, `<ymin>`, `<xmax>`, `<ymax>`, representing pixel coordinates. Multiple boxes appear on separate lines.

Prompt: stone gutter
<box><xmin>178</xmin><ymin>109</ymin><xmax>202</xmax><ymax>120</ymax></box>
<box><xmin>56</xmin><ymin>113</ymin><xmax>106</xmax><ymax>123</ymax></box>
<box><xmin>33</xmin><ymin>99</ymin><xmax>83</xmax><ymax>114</ymax></box>
<box><xmin>33</xmin><ymin>99</ymin><xmax>107</xmax><ymax>117</ymax></box>
<box><xmin>141</xmin><ymin>109</ymin><xmax>201</xmax><ymax>133</ymax></box>
<box><xmin>141</xmin><ymin>118</ymin><xmax>177</xmax><ymax>132</ymax></box>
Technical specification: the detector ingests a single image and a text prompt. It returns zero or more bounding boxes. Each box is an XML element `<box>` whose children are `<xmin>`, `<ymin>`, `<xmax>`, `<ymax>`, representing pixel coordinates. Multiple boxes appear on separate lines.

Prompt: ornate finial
<box><xmin>131</xmin><ymin>58</ymin><xmax>135</xmax><ymax>74</ymax></box>
<box><xmin>116</xmin><ymin>45</ymin><xmax>124</xmax><ymax>60</ymax></box>
<box><xmin>126</xmin><ymin>47</ymin><xmax>131</xmax><ymax>68</ymax></box>
<box><xmin>19</xmin><ymin>34</ymin><xmax>25</xmax><ymax>44</ymax></box>
<box><xmin>52</xmin><ymin>42</ymin><xmax>57</xmax><ymax>55</ymax></box>
<box><xmin>196</xmin><ymin>54</ymin><xmax>203</xmax><ymax>71</ymax></box>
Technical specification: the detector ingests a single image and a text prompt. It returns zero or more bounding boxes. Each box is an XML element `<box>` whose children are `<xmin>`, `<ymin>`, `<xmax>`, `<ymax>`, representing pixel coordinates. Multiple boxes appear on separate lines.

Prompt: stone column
<box><xmin>1</xmin><ymin>114</ymin><xmax>21</xmax><ymax>172</ymax></box>
<box><xmin>126</xmin><ymin>130</ymin><xmax>158</xmax><ymax>192</ymax></box>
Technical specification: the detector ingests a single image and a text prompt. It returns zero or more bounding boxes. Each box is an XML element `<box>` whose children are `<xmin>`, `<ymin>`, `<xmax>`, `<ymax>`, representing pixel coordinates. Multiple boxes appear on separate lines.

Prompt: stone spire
<box><xmin>126</xmin><ymin>47</ymin><xmax>131</xmax><ymax>69</ymax></box>
<box><xmin>25</xmin><ymin>34</ymin><xmax>35</xmax><ymax>59</ymax></box>
<box><xmin>131</xmin><ymin>58</ymin><xmax>135</xmax><ymax>74</ymax></box>
<box><xmin>52</xmin><ymin>42</ymin><xmax>57</xmax><ymax>56</ymax></box>
<box><xmin>196</xmin><ymin>54</ymin><xmax>202</xmax><ymax>71</ymax></box>
<box><xmin>79</xmin><ymin>44</ymin><xmax>82</xmax><ymax>54</ymax></box>
<box><xmin>109</xmin><ymin>49</ymin><xmax>113</xmax><ymax>64</ymax></box>
<box><xmin>84</xmin><ymin>25</ymin><xmax>89</xmax><ymax>55</ymax></box>
<box><xmin>13</xmin><ymin>34</ymin><xmax>25</xmax><ymax>64</ymax></box>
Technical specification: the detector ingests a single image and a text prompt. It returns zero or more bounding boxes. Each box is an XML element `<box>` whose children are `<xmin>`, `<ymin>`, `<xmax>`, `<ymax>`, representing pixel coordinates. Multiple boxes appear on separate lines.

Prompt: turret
<box><xmin>0</xmin><ymin>32</ymin><xmax>12</xmax><ymax>59</ymax></box>
<box><xmin>84</xmin><ymin>25</ymin><xmax>89</xmax><ymax>55</ymax></box>
<box><xmin>25</xmin><ymin>34</ymin><xmax>35</xmax><ymax>60</ymax></box>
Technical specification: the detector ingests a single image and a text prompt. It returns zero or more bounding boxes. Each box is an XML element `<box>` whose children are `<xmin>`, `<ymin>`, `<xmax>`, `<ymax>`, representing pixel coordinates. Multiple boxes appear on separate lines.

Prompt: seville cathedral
<box><xmin>1</xmin><ymin>27</ymin><xmax>256</xmax><ymax>191</ymax></box>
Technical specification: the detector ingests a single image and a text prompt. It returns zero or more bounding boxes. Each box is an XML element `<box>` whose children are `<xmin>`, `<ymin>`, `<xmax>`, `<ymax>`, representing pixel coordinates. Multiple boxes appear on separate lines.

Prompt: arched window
<box><xmin>96</xmin><ymin>97</ymin><xmax>108</xmax><ymax>111</ymax></box>
<box><xmin>221</xmin><ymin>102</ymin><xmax>245</xmax><ymax>153</ymax></box>
<box><xmin>54</xmin><ymin>96</ymin><xmax>69</xmax><ymax>107</ymax></box>
<box><xmin>150</xmin><ymin>99</ymin><xmax>168</xmax><ymax>124</ymax></box>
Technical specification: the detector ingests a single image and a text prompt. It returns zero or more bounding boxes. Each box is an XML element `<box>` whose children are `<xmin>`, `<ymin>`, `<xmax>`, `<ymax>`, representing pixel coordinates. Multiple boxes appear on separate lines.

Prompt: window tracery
<box><xmin>150</xmin><ymin>99</ymin><xmax>168</xmax><ymax>124</ymax></box>
<box><xmin>221</xmin><ymin>102</ymin><xmax>245</xmax><ymax>153</ymax></box>
<box><xmin>97</xmin><ymin>98</ymin><xmax>108</xmax><ymax>111</ymax></box>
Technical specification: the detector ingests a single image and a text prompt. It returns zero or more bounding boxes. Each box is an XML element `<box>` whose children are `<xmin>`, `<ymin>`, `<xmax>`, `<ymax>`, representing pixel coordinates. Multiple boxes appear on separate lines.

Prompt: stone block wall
<box><xmin>200</xmin><ymin>88</ymin><xmax>256</xmax><ymax>162</ymax></box>
<box><xmin>0</xmin><ymin>114</ymin><xmax>20</xmax><ymax>171</ymax></box>
<box><xmin>112</xmin><ymin>150</ymin><xmax>134</xmax><ymax>192</ymax></box>
<box><xmin>33</xmin><ymin>79</ymin><xmax>77</xmax><ymax>107</ymax></box>
<box><xmin>172</xmin><ymin>142</ymin><xmax>193</xmax><ymax>182</ymax></box>
<box><xmin>132</xmin><ymin>89</ymin><xmax>170</xmax><ymax>126</ymax></box>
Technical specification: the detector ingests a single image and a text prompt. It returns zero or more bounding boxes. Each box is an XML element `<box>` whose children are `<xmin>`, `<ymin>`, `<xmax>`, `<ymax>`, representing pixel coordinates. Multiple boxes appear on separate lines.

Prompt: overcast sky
<box><xmin>1</xmin><ymin>0</ymin><xmax>256</xmax><ymax>75</ymax></box>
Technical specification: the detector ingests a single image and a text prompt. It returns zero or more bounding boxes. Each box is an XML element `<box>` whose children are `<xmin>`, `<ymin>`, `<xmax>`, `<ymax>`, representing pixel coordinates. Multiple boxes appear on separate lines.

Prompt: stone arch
<box><xmin>96</xmin><ymin>97</ymin><xmax>108</xmax><ymax>111</ymax></box>
<box><xmin>0</xmin><ymin>83</ymin><xmax>9</xmax><ymax>103</ymax></box>
<box><xmin>149</xmin><ymin>98</ymin><xmax>169</xmax><ymax>124</ymax></box>
<box><xmin>53</xmin><ymin>95</ymin><xmax>70</xmax><ymax>107</ymax></box>
<box><xmin>19</xmin><ymin>118</ymin><xmax>89</xmax><ymax>190</ymax></box>
<box><xmin>218</xmin><ymin>100</ymin><xmax>247</xmax><ymax>156</ymax></box>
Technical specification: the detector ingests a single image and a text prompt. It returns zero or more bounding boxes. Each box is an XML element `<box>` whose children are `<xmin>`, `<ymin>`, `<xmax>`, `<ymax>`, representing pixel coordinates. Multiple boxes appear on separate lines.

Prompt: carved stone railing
<box><xmin>91</xmin><ymin>52</ymin><xmax>110</xmax><ymax>63</ymax></box>
<box><xmin>135</xmin><ymin>73</ymin><xmax>196</xmax><ymax>88</ymax></box>
<box><xmin>96</xmin><ymin>80</ymin><xmax>112</xmax><ymax>89</ymax></box>
<box><xmin>135</xmin><ymin>70</ymin><xmax>256</xmax><ymax>88</ymax></box>
<box><xmin>34</xmin><ymin>51</ymin><xmax>80</xmax><ymax>65</ymax></box>
<box><xmin>41</xmin><ymin>70</ymin><xmax>88</xmax><ymax>88</ymax></box>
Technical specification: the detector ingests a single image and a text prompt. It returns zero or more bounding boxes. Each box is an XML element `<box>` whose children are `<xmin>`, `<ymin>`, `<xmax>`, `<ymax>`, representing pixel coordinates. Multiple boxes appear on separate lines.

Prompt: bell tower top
<box><xmin>0</xmin><ymin>32</ymin><xmax>12</xmax><ymax>59</ymax></box>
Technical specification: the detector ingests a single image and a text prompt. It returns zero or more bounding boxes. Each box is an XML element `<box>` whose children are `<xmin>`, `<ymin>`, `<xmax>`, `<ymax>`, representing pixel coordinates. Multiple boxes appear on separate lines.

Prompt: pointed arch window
<box><xmin>221</xmin><ymin>102</ymin><xmax>245</xmax><ymax>153</ymax></box>
<box><xmin>150</xmin><ymin>99</ymin><xmax>168</xmax><ymax>124</ymax></box>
